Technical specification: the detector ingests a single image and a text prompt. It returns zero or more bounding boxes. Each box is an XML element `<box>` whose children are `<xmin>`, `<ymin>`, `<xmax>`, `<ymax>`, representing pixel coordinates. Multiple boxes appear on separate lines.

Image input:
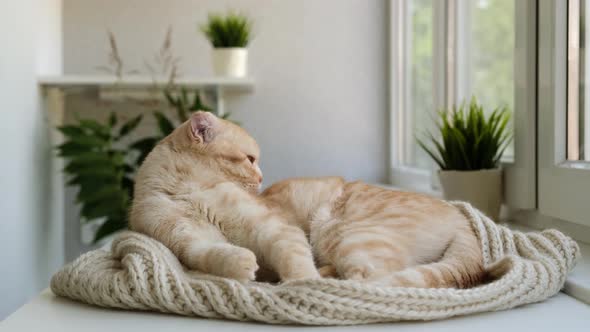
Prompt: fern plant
<box><xmin>57</xmin><ymin>89</ymin><xmax>220</xmax><ymax>243</ymax></box>
<box><xmin>417</xmin><ymin>98</ymin><xmax>513</xmax><ymax>171</ymax></box>
<box><xmin>57</xmin><ymin>113</ymin><xmax>141</xmax><ymax>242</ymax></box>
<box><xmin>200</xmin><ymin>12</ymin><xmax>253</xmax><ymax>48</ymax></box>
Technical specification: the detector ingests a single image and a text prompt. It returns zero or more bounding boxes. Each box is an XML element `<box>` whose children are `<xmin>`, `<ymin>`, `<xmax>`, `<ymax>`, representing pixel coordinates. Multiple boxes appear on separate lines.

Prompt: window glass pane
<box><xmin>469</xmin><ymin>0</ymin><xmax>515</xmax><ymax>157</ymax></box>
<box><xmin>406</xmin><ymin>0</ymin><xmax>434</xmax><ymax>169</ymax></box>
<box><xmin>570</xmin><ymin>0</ymin><xmax>590</xmax><ymax>161</ymax></box>
<box><xmin>582</xmin><ymin>0</ymin><xmax>590</xmax><ymax>160</ymax></box>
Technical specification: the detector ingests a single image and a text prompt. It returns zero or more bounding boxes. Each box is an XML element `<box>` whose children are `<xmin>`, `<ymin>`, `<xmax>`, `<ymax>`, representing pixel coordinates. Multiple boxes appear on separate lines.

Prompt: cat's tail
<box><xmin>376</xmin><ymin>232</ymin><xmax>488</xmax><ymax>289</ymax></box>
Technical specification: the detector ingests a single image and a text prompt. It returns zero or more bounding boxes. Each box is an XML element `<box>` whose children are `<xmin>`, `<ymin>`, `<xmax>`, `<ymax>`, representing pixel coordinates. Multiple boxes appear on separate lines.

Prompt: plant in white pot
<box><xmin>200</xmin><ymin>12</ymin><xmax>252</xmax><ymax>78</ymax></box>
<box><xmin>417</xmin><ymin>98</ymin><xmax>513</xmax><ymax>221</ymax></box>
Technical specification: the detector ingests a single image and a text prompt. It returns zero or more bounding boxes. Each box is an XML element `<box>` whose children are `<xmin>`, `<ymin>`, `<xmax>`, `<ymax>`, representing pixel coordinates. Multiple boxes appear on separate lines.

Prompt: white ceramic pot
<box><xmin>438</xmin><ymin>168</ymin><xmax>502</xmax><ymax>221</ymax></box>
<box><xmin>212</xmin><ymin>48</ymin><xmax>248</xmax><ymax>77</ymax></box>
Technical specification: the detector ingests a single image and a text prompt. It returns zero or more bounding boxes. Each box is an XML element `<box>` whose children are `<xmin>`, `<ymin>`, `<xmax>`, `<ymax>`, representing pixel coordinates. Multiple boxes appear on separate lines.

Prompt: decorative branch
<box><xmin>95</xmin><ymin>30</ymin><xmax>139</xmax><ymax>80</ymax></box>
<box><xmin>144</xmin><ymin>25</ymin><xmax>182</xmax><ymax>88</ymax></box>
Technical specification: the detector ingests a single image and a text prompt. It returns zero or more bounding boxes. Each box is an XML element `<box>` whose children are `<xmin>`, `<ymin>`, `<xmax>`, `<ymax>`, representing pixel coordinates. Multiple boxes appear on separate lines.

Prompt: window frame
<box><xmin>389</xmin><ymin>0</ymin><xmax>441</xmax><ymax>194</ymax></box>
<box><xmin>538</xmin><ymin>0</ymin><xmax>590</xmax><ymax>228</ymax></box>
<box><xmin>388</xmin><ymin>0</ymin><xmax>537</xmax><ymax>209</ymax></box>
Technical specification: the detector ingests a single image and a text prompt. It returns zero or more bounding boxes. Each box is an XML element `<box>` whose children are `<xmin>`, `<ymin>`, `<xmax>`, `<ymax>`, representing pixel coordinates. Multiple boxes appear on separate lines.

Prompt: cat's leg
<box><xmin>201</xmin><ymin>182</ymin><xmax>320</xmax><ymax>281</ymax></box>
<box><xmin>241</xmin><ymin>215</ymin><xmax>320</xmax><ymax>281</ymax></box>
<box><xmin>316</xmin><ymin>222</ymin><xmax>409</xmax><ymax>281</ymax></box>
<box><xmin>375</xmin><ymin>230</ymin><xmax>486</xmax><ymax>288</ymax></box>
<box><xmin>148</xmin><ymin>217</ymin><xmax>259</xmax><ymax>281</ymax></box>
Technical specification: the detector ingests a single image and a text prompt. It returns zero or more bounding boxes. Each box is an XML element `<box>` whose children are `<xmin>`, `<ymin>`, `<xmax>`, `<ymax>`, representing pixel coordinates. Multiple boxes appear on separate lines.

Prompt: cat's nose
<box><xmin>258</xmin><ymin>175</ymin><xmax>263</xmax><ymax>184</ymax></box>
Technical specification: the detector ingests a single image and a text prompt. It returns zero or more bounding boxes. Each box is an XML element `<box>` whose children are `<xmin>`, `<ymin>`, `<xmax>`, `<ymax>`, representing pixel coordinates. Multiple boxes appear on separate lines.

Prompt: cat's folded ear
<box><xmin>190</xmin><ymin>111</ymin><xmax>218</xmax><ymax>143</ymax></box>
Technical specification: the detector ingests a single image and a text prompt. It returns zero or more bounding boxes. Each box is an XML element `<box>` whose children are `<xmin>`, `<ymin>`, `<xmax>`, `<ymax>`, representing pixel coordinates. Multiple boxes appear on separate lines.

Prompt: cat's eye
<box><xmin>247</xmin><ymin>155</ymin><xmax>256</xmax><ymax>164</ymax></box>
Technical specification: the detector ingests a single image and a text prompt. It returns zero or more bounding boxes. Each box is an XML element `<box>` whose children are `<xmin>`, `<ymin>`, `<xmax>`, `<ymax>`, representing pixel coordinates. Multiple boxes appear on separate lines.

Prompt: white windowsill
<box><xmin>1</xmin><ymin>289</ymin><xmax>588</xmax><ymax>331</ymax></box>
<box><xmin>563</xmin><ymin>242</ymin><xmax>590</xmax><ymax>303</ymax></box>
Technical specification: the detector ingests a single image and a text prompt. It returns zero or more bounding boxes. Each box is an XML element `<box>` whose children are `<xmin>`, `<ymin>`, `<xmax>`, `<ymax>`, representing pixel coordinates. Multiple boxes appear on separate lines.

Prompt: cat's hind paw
<box><xmin>224</xmin><ymin>247</ymin><xmax>259</xmax><ymax>281</ymax></box>
<box><xmin>341</xmin><ymin>262</ymin><xmax>377</xmax><ymax>280</ymax></box>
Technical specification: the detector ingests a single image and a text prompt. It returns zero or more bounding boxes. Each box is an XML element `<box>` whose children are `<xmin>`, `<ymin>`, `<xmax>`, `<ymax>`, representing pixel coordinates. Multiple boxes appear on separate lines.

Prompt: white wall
<box><xmin>0</xmin><ymin>0</ymin><xmax>62</xmax><ymax>319</ymax></box>
<box><xmin>62</xmin><ymin>0</ymin><xmax>389</xmax><ymax>185</ymax></box>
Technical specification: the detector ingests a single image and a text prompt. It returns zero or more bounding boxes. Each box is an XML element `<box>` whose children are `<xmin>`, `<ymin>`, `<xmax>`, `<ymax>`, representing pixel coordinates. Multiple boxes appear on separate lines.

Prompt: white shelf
<box><xmin>38</xmin><ymin>75</ymin><xmax>255</xmax><ymax>92</ymax></box>
<box><xmin>38</xmin><ymin>75</ymin><xmax>255</xmax><ymax>117</ymax></box>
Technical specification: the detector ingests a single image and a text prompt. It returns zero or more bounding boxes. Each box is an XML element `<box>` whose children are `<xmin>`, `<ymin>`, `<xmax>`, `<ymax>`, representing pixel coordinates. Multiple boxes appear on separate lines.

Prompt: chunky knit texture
<box><xmin>50</xmin><ymin>202</ymin><xmax>580</xmax><ymax>325</ymax></box>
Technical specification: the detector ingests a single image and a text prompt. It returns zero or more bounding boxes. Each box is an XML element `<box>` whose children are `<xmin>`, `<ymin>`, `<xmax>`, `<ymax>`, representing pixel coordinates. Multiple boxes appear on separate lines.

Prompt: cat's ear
<box><xmin>189</xmin><ymin>111</ymin><xmax>218</xmax><ymax>143</ymax></box>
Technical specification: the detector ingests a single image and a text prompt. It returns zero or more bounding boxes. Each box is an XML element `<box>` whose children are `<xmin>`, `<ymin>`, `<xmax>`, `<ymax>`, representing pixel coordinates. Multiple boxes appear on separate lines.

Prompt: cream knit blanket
<box><xmin>50</xmin><ymin>202</ymin><xmax>580</xmax><ymax>325</ymax></box>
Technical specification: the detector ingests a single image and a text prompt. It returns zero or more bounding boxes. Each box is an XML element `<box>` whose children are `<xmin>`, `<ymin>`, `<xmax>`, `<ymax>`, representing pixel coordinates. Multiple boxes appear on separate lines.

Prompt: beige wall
<box><xmin>62</xmin><ymin>0</ymin><xmax>389</xmax><ymax>184</ymax></box>
<box><xmin>0</xmin><ymin>0</ymin><xmax>62</xmax><ymax>319</ymax></box>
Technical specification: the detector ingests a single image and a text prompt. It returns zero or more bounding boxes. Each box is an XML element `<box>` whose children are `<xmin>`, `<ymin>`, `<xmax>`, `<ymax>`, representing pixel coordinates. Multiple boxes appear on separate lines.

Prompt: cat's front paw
<box><xmin>221</xmin><ymin>247</ymin><xmax>259</xmax><ymax>281</ymax></box>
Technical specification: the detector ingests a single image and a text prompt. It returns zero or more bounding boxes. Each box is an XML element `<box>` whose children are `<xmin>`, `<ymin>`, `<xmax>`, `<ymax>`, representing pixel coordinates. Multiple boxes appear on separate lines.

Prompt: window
<box><xmin>467</xmin><ymin>0</ymin><xmax>515</xmax><ymax>114</ymax></box>
<box><xmin>569</xmin><ymin>0</ymin><xmax>590</xmax><ymax>161</ymax></box>
<box><xmin>467</xmin><ymin>0</ymin><xmax>515</xmax><ymax>158</ymax></box>
<box><xmin>389</xmin><ymin>0</ymin><xmax>531</xmax><ymax>204</ymax></box>
<box><xmin>391</xmin><ymin>0</ymin><xmax>517</xmax><ymax>170</ymax></box>
<box><xmin>538</xmin><ymin>0</ymin><xmax>590</xmax><ymax>227</ymax></box>
<box><xmin>389</xmin><ymin>0</ymin><xmax>440</xmax><ymax>191</ymax></box>
<box><xmin>407</xmin><ymin>0</ymin><xmax>434</xmax><ymax>169</ymax></box>
<box><xmin>391</xmin><ymin>0</ymin><xmax>590</xmax><ymax>234</ymax></box>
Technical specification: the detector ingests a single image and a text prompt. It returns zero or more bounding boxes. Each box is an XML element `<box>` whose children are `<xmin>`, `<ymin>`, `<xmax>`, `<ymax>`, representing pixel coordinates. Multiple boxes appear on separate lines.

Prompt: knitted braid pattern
<box><xmin>50</xmin><ymin>201</ymin><xmax>580</xmax><ymax>325</ymax></box>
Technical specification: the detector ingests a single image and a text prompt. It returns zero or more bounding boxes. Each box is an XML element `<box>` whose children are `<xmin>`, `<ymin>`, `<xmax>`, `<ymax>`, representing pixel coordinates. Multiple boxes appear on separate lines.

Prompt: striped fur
<box><xmin>263</xmin><ymin>179</ymin><xmax>486</xmax><ymax>288</ymax></box>
<box><xmin>131</xmin><ymin>112</ymin><xmax>485</xmax><ymax>288</ymax></box>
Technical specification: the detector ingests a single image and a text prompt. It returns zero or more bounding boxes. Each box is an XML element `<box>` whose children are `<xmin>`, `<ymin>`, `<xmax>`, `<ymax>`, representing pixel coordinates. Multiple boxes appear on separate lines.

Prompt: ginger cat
<box><xmin>130</xmin><ymin>112</ymin><xmax>486</xmax><ymax>288</ymax></box>
<box><xmin>130</xmin><ymin>111</ymin><xmax>319</xmax><ymax>281</ymax></box>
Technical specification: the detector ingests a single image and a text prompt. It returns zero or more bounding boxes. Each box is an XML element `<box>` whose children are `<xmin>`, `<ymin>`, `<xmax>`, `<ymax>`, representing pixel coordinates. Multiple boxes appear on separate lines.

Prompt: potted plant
<box><xmin>417</xmin><ymin>98</ymin><xmax>513</xmax><ymax>221</ymax></box>
<box><xmin>56</xmin><ymin>88</ymin><xmax>227</xmax><ymax>243</ymax></box>
<box><xmin>200</xmin><ymin>12</ymin><xmax>253</xmax><ymax>77</ymax></box>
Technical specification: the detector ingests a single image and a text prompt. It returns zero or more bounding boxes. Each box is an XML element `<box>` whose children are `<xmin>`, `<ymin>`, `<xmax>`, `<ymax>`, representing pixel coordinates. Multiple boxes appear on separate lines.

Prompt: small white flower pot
<box><xmin>438</xmin><ymin>168</ymin><xmax>503</xmax><ymax>221</ymax></box>
<box><xmin>211</xmin><ymin>48</ymin><xmax>248</xmax><ymax>77</ymax></box>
